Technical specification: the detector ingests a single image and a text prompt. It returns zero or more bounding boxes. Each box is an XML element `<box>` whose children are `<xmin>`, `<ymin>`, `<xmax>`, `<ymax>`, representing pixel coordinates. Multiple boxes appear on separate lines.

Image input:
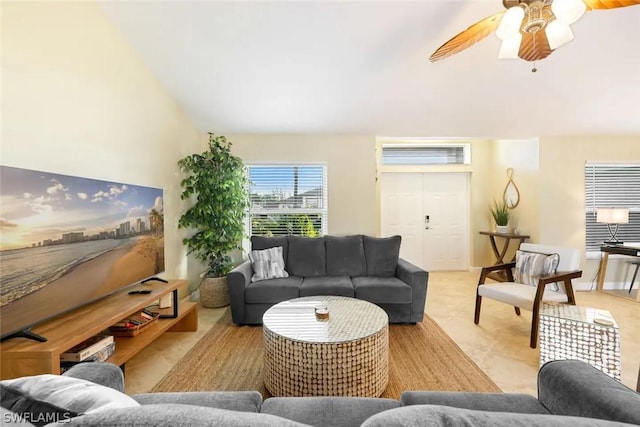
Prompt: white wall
<box><xmin>1</xmin><ymin>2</ymin><xmax>202</xmax><ymax>288</ymax></box>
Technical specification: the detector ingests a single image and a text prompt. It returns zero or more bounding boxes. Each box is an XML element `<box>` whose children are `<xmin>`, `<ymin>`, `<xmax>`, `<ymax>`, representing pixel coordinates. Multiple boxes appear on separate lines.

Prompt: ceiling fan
<box><xmin>429</xmin><ymin>0</ymin><xmax>640</xmax><ymax>63</ymax></box>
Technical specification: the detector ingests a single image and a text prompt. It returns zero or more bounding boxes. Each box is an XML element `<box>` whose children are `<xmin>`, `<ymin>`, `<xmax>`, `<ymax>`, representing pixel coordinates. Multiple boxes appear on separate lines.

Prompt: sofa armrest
<box><xmin>538</xmin><ymin>360</ymin><xmax>640</xmax><ymax>425</ymax></box>
<box><xmin>400</xmin><ymin>391</ymin><xmax>549</xmax><ymax>414</ymax></box>
<box><xmin>61</xmin><ymin>362</ymin><xmax>124</xmax><ymax>392</ymax></box>
<box><xmin>227</xmin><ymin>260</ymin><xmax>253</xmax><ymax>324</ymax></box>
<box><xmin>395</xmin><ymin>258</ymin><xmax>428</xmax><ymax>323</ymax></box>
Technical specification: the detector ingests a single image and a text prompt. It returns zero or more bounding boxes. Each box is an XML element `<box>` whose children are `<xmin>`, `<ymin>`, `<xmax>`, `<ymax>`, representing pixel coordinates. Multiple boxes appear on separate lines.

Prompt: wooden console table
<box><xmin>0</xmin><ymin>280</ymin><xmax>197</xmax><ymax>380</ymax></box>
<box><xmin>479</xmin><ymin>231</ymin><xmax>530</xmax><ymax>281</ymax></box>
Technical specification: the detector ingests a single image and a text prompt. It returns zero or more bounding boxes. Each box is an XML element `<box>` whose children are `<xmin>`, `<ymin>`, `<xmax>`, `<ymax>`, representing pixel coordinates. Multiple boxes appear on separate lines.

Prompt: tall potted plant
<box><xmin>178</xmin><ymin>133</ymin><xmax>249</xmax><ymax>307</ymax></box>
<box><xmin>490</xmin><ymin>200</ymin><xmax>511</xmax><ymax>234</ymax></box>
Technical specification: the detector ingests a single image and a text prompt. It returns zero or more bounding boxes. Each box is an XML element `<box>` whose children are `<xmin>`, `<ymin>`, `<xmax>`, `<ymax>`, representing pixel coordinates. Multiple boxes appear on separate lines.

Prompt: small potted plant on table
<box><xmin>491</xmin><ymin>200</ymin><xmax>511</xmax><ymax>234</ymax></box>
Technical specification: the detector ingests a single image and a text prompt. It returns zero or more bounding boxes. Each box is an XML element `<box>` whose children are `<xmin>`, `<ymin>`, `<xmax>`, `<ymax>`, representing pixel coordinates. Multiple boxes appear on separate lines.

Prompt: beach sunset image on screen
<box><xmin>0</xmin><ymin>165</ymin><xmax>165</xmax><ymax>340</ymax></box>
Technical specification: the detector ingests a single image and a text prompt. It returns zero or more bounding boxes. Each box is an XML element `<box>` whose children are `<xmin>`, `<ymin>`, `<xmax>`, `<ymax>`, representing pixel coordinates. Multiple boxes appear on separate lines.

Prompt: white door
<box><xmin>381</xmin><ymin>173</ymin><xmax>469</xmax><ymax>271</ymax></box>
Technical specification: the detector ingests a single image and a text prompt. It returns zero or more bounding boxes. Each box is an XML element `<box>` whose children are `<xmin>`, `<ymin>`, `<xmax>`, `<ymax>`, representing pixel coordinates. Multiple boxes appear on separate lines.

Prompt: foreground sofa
<box><xmin>1</xmin><ymin>360</ymin><xmax>639</xmax><ymax>426</ymax></box>
<box><xmin>227</xmin><ymin>234</ymin><xmax>429</xmax><ymax>324</ymax></box>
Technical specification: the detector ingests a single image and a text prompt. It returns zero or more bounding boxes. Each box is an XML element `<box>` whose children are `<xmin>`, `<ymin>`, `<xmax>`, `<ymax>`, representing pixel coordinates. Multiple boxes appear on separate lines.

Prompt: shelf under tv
<box><xmin>0</xmin><ymin>280</ymin><xmax>197</xmax><ymax>379</ymax></box>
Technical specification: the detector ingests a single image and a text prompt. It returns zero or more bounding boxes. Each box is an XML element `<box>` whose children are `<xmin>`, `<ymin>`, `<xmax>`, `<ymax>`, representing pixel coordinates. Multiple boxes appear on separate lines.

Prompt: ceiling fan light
<box><xmin>546</xmin><ymin>20</ymin><xmax>575</xmax><ymax>50</ymax></box>
<box><xmin>496</xmin><ymin>6</ymin><xmax>525</xmax><ymax>40</ymax></box>
<box><xmin>551</xmin><ymin>0</ymin><xmax>587</xmax><ymax>25</ymax></box>
<box><xmin>498</xmin><ymin>34</ymin><xmax>522</xmax><ymax>59</ymax></box>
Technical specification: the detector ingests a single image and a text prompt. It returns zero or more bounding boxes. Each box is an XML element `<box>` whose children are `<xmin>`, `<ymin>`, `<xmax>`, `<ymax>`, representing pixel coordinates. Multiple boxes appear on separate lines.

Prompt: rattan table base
<box><xmin>263</xmin><ymin>296</ymin><xmax>389</xmax><ymax>397</ymax></box>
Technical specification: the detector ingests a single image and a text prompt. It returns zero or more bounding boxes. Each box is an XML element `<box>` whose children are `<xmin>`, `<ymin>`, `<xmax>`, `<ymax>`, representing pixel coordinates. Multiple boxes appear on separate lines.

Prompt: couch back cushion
<box><xmin>325</xmin><ymin>235</ymin><xmax>367</xmax><ymax>277</ymax></box>
<box><xmin>363</xmin><ymin>235</ymin><xmax>401</xmax><ymax>277</ymax></box>
<box><xmin>286</xmin><ymin>236</ymin><xmax>326</xmax><ymax>277</ymax></box>
<box><xmin>251</xmin><ymin>236</ymin><xmax>289</xmax><ymax>265</ymax></box>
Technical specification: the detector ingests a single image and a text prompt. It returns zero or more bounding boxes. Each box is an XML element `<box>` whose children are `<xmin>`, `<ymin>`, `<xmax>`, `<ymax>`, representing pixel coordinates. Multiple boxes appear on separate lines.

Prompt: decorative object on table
<box><xmin>475</xmin><ymin>243</ymin><xmax>582</xmax><ymax>348</ymax></box>
<box><xmin>596</xmin><ymin>207</ymin><xmax>629</xmax><ymax>245</ymax></box>
<box><xmin>109</xmin><ymin>310</ymin><xmax>160</xmax><ymax>337</ymax></box>
<box><xmin>490</xmin><ymin>199</ymin><xmax>511</xmax><ymax>233</ymax></box>
<box><xmin>539</xmin><ymin>303</ymin><xmax>620</xmax><ymax>380</ymax></box>
<box><xmin>429</xmin><ymin>0</ymin><xmax>640</xmax><ymax>66</ymax></box>
<box><xmin>178</xmin><ymin>133</ymin><xmax>250</xmax><ymax>308</ymax></box>
<box><xmin>503</xmin><ymin>168</ymin><xmax>520</xmax><ymax>209</ymax></box>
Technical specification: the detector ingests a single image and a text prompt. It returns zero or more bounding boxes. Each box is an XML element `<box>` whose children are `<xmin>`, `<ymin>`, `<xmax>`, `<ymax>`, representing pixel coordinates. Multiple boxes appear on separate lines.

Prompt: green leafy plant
<box><xmin>178</xmin><ymin>133</ymin><xmax>249</xmax><ymax>277</ymax></box>
<box><xmin>490</xmin><ymin>200</ymin><xmax>510</xmax><ymax>226</ymax></box>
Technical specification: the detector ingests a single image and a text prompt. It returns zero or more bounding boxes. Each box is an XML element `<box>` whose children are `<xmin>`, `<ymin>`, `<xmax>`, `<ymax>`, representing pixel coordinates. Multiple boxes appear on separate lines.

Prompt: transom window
<box><xmin>247</xmin><ymin>164</ymin><xmax>327</xmax><ymax>236</ymax></box>
<box><xmin>381</xmin><ymin>144</ymin><xmax>471</xmax><ymax>165</ymax></box>
<box><xmin>585</xmin><ymin>163</ymin><xmax>640</xmax><ymax>252</ymax></box>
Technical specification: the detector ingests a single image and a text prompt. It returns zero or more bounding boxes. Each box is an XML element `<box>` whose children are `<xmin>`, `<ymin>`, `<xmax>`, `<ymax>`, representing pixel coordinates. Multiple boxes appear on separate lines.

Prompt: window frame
<box><xmin>246</xmin><ymin>163</ymin><xmax>328</xmax><ymax>237</ymax></box>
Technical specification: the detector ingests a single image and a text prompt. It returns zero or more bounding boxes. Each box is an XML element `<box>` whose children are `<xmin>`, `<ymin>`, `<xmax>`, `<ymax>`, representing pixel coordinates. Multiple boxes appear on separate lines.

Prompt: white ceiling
<box><xmin>99</xmin><ymin>1</ymin><xmax>640</xmax><ymax>138</ymax></box>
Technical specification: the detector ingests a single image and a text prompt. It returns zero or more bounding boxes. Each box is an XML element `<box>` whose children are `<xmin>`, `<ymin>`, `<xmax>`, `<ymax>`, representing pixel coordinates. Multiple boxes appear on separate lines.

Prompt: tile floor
<box><xmin>125</xmin><ymin>271</ymin><xmax>640</xmax><ymax>396</ymax></box>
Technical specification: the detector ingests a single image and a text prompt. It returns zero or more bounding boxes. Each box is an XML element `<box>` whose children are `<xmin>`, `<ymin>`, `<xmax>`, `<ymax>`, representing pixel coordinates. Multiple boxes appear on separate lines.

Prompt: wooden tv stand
<box><xmin>0</xmin><ymin>280</ymin><xmax>197</xmax><ymax>380</ymax></box>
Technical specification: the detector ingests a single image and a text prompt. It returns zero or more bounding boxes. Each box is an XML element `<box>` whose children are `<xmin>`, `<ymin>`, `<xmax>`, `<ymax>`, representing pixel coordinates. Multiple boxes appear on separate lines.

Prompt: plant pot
<box><xmin>496</xmin><ymin>225</ymin><xmax>510</xmax><ymax>234</ymax></box>
<box><xmin>199</xmin><ymin>277</ymin><xmax>229</xmax><ymax>308</ymax></box>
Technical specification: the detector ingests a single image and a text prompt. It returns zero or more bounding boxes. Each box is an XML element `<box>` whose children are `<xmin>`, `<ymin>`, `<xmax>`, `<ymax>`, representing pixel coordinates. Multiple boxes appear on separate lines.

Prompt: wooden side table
<box><xmin>479</xmin><ymin>231</ymin><xmax>530</xmax><ymax>281</ymax></box>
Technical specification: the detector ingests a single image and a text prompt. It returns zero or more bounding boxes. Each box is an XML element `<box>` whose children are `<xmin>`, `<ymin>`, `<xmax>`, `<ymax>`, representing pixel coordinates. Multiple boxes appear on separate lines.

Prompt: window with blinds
<box><xmin>248</xmin><ymin>164</ymin><xmax>327</xmax><ymax>236</ymax></box>
<box><xmin>585</xmin><ymin>163</ymin><xmax>640</xmax><ymax>251</ymax></box>
<box><xmin>381</xmin><ymin>144</ymin><xmax>470</xmax><ymax>165</ymax></box>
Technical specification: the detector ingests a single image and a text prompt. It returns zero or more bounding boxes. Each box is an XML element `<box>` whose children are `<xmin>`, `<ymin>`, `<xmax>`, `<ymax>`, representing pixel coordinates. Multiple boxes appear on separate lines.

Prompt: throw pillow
<box><xmin>514</xmin><ymin>250</ymin><xmax>561</xmax><ymax>291</ymax></box>
<box><xmin>363</xmin><ymin>235</ymin><xmax>402</xmax><ymax>277</ymax></box>
<box><xmin>0</xmin><ymin>374</ymin><xmax>140</xmax><ymax>426</ymax></box>
<box><xmin>248</xmin><ymin>246</ymin><xmax>289</xmax><ymax>282</ymax></box>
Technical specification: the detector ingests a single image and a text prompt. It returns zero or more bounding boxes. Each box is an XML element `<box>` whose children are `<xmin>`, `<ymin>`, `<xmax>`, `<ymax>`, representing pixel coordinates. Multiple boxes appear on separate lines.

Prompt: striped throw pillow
<box><xmin>248</xmin><ymin>246</ymin><xmax>289</xmax><ymax>282</ymax></box>
<box><xmin>514</xmin><ymin>250</ymin><xmax>560</xmax><ymax>291</ymax></box>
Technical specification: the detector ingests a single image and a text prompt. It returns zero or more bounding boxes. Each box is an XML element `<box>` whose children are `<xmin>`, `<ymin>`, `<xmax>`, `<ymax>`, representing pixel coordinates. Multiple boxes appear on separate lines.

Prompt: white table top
<box><xmin>541</xmin><ymin>303</ymin><xmax>618</xmax><ymax>328</ymax></box>
<box><xmin>263</xmin><ymin>296</ymin><xmax>388</xmax><ymax>344</ymax></box>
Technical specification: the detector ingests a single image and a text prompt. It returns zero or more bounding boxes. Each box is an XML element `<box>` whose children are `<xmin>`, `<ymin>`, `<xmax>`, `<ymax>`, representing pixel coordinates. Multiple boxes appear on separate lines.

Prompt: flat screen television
<box><xmin>0</xmin><ymin>165</ymin><xmax>165</xmax><ymax>342</ymax></box>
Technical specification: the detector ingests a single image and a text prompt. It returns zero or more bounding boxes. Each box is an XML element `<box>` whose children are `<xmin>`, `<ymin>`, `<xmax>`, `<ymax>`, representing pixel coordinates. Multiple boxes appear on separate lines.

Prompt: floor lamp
<box><xmin>596</xmin><ymin>208</ymin><xmax>629</xmax><ymax>245</ymax></box>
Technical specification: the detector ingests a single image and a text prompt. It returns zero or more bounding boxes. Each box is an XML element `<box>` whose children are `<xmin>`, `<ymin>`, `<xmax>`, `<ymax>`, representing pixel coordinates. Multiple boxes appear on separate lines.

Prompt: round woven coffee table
<box><xmin>262</xmin><ymin>296</ymin><xmax>389</xmax><ymax>397</ymax></box>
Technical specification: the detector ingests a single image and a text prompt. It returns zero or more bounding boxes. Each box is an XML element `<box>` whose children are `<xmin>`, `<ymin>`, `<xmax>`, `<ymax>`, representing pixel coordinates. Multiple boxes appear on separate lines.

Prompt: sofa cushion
<box><xmin>132</xmin><ymin>391</ymin><xmax>263</xmax><ymax>413</ymax></box>
<box><xmin>353</xmin><ymin>276</ymin><xmax>412</xmax><ymax>304</ymax></box>
<box><xmin>249</xmin><ymin>247</ymin><xmax>289</xmax><ymax>282</ymax></box>
<box><xmin>287</xmin><ymin>236</ymin><xmax>326</xmax><ymax>277</ymax></box>
<box><xmin>245</xmin><ymin>277</ymin><xmax>302</xmax><ymax>304</ymax></box>
<box><xmin>300</xmin><ymin>276</ymin><xmax>354</xmax><ymax>297</ymax></box>
<box><xmin>57</xmin><ymin>404</ymin><xmax>311</xmax><ymax>427</ymax></box>
<box><xmin>0</xmin><ymin>374</ymin><xmax>139</xmax><ymax>426</ymax></box>
<box><xmin>400</xmin><ymin>391</ymin><xmax>550</xmax><ymax>414</ymax></box>
<box><xmin>363</xmin><ymin>236</ymin><xmax>401</xmax><ymax>277</ymax></box>
<box><xmin>325</xmin><ymin>235</ymin><xmax>367</xmax><ymax>277</ymax></box>
<box><xmin>361</xmin><ymin>405</ymin><xmax>631</xmax><ymax>427</ymax></box>
<box><xmin>262</xmin><ymin>396</ymin><xmax>400</xmax><ymax>427</ymax></box>
<box><xmin>251</xmin><ymin>236</ymin><xmax>290</xmax><ymax>265</ymax></box>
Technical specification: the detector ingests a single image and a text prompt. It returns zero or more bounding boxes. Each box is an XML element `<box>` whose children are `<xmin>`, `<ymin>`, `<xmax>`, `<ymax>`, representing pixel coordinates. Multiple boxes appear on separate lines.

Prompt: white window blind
<box><xmin>248</xmin><ymin>164</ymin><xmax>328</xmax><ymax>236</ymax></box>
<box><xmin>585</xmin><ymin>163</ymin><xmax>640</xmax><ymax>251</ymax></box>
<box><xmin>382</xmin><ymin>144</ymin><xmax>470</xmax><ymax>165</ymax></box>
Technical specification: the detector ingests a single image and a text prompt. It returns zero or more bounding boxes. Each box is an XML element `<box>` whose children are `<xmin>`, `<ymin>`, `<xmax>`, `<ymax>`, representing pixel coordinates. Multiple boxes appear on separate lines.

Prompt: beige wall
<box><xmin>1</xmin><ymin>2</ymin><xmax>202</xmax><ymax>287</ymax></box>
<box><xmin>539</xmin><ymin>135</ymin><xmax>640</xmax><ymax>286</ymax></box>
<box><xmin>229</xmin><ymin>134</ymin><xmax>378</xmax><ymax>235</ymax></box>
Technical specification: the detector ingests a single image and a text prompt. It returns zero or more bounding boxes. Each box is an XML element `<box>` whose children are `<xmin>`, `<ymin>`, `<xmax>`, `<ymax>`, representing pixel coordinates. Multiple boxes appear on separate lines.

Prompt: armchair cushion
<box><xmin>478</xmin><ymin>283</ymin><xmax>568</xmax><ymax>311</ymax></box>
<box><xmin>514</xmin><ymin>250</ymin><xmax>560</xmax><ymax>290</ymax></box>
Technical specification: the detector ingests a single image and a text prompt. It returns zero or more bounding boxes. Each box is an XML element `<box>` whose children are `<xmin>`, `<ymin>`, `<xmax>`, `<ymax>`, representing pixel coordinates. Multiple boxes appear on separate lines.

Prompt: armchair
<box><xmin>475</xmin><ymin>243</ymin><xmax>582</xmax><ymax>348</ymax></box>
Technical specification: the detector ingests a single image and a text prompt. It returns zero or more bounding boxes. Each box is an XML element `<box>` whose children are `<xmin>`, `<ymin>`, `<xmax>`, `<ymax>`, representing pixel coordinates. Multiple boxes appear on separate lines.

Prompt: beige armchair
<box><xmin>475</xmin><ymin>243</ymin><xmax>583</xmax><ymax>348</ymax></box>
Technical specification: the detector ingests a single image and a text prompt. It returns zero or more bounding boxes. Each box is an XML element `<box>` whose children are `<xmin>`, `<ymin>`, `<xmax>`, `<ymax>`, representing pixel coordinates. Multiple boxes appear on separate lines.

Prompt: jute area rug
<box><xmin>152</xmin><ymin>309</ymin><xmax>500</xmax><ymax>399</ymax></box>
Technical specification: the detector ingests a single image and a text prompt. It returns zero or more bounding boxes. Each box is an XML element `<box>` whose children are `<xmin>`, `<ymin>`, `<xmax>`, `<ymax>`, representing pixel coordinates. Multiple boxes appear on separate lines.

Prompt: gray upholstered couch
<box><xmin>2</xmin><ymin>360</ymin><xmax>639</xmax><ymax>426</ymax></box>
<box><xmin>227</xmin><ymin>235</ymin><xmax>429</xmax><ymax>325</ymax></box>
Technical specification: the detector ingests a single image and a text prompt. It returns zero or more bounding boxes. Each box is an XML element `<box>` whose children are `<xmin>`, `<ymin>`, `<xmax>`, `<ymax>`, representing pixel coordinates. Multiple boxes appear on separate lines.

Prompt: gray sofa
<box><xmin>227</xmin><ymin>235</ymin><xmax>429</xmax><ymax>324</ymax></box>
<box><xmin>2</xmin><ymin>360</ymin><xmax>639</xmax><ymax>426</ymax></box>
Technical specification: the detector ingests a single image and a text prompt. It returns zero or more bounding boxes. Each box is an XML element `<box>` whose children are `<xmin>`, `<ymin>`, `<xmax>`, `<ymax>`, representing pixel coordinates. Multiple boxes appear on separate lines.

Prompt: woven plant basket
<box><xmin>200</xmin><ymin>277</ymin><xmax>229</xmax><ymax>308</ymax></box>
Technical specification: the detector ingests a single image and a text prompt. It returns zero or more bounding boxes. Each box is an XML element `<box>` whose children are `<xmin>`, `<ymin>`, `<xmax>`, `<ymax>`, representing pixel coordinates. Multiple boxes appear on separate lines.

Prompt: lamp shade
<box><xmin>498</xmin><ymin>33</ymin><xmax>522</xmax><ymax>59</ymax></box>
<box><xmin>496</xmin><ymin>6</ymin><xmax>525</xmax><ymax>40</ymax></box>
<box><xmin>546</xmin><ymin>20</ymin><xmax>575</xmax><ymax>50</ymax></box>
<box><xmin>552</xmin><ymin>0</ymin><xmax>587</xmax><ymax>25</ymax></box>
<box><xmin>596</xmin><ymin>208</ymin><xmax>629</xmax><ymax>224</ymax></box>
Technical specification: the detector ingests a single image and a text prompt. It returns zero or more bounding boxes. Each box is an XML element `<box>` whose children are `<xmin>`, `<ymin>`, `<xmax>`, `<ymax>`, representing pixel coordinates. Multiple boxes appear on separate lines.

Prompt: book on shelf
<box><xmin>60</xmin><ymin>334</ymin><xmax>114</xmax><ymax>362</ymax></box>
<box><xmin>60</xmin><ymin>342</ymin><xmax>116</xmax><ymax>373</ymax></box>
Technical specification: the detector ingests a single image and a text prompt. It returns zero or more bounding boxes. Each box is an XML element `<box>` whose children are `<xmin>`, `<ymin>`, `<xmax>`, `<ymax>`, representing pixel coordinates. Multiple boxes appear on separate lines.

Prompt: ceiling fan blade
<box><xmin>518</xmin><ymin>30</ymin><xmax>553</xmax><ymax>61</ymax></box>
<box><xmin>582</xmin><ymin>0</ymin><xmax>640</xmax><ymax>10</ymax></box>
<box><xmin>429</xmin><ymin>11</ymin><xmax>505</xmax><ymax>62</ymax></box>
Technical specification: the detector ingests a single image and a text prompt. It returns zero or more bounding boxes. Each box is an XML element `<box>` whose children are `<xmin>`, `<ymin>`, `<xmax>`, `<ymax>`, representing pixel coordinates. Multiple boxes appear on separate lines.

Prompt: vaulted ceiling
<box><xmin>99</xmin><ymin>1</ymin><xmax>640</xmax><ymax>138</ymax></box>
